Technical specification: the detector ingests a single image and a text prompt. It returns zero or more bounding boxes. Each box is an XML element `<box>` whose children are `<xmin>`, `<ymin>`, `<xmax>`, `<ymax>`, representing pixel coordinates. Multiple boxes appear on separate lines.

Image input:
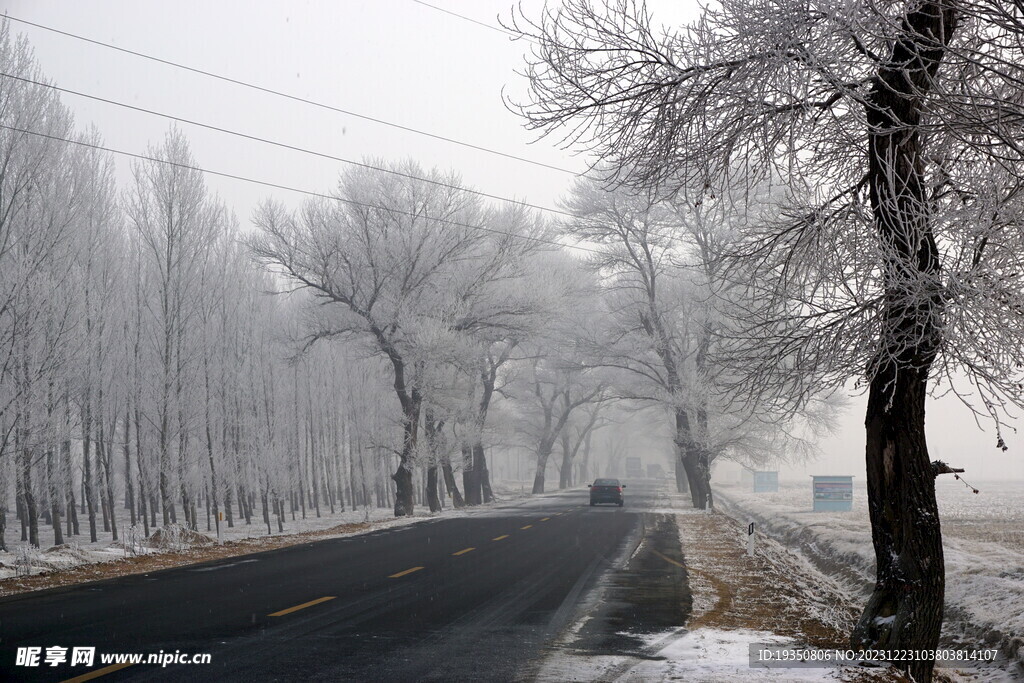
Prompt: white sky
<box><xmin>4</xmin><ymin>0</ymin><xmax>1023</xmax><ymax>482</ymax></box>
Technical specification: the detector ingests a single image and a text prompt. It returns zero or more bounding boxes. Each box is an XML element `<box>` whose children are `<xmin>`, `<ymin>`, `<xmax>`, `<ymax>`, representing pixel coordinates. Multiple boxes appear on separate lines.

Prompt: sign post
<box><xmin>217</xmin><ymin>511</ymin><xmax>223</xmax><ymax>545</ymax></box>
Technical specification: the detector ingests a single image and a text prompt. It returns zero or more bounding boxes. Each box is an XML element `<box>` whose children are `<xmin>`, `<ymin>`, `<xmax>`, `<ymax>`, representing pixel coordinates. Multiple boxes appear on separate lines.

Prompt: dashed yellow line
<box><xmin>268</xmin><ymin>595</ymin><xmax>336</xmax><ymax>617</ymax></box>
<box><xmin>492</xmin><ymin>534</ymin><xmax>509</xmax><ymax>541</ymax></box>
<box><xmin>452</xmin><ymin>547</ymin><xmax>475</xmax><ymax>556</ymax></box>
<box><xmin>61</xmin><ymin>663</ymin><xmax>134</xmax><ymax>683</ymax></box>
<box><xmin>540</xmin><ymin>517</ymin><xmax>550</xmax><ymax>521</ymax></box>
<box><xmin>389</xmin><ymin>566</ymin><xmax>425</xmax><ymax>578</ymax></box>
<box><xmin>520</xmin><ymin>524</ymin><xmax>533</xmax><ymax>530</ymax></box>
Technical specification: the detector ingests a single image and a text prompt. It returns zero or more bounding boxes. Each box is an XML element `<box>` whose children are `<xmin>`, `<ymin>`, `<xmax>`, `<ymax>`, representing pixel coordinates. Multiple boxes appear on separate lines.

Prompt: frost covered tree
<box><xmin>0</xmin><ymin>24</ymin><xmax>90</xmax><ymax>549</ymax></box>
<box><xmin>563</xmin><ymin>178</ymin><xmax>834</xmax><ymax>506</ymax></box>
<box><xmin>252</xmin><ymin>162</ymin><xmax>496</xmax><ymax>516</ymax></box>
<box><xmin>511</xmin><ymin>0</ymin><xmax>1024</xmax><ymax>677</ymax></box>
<box><xmin>126</xmin><ymin>128</ymin><xmax>218</xmax><ymax>528</ymax></box>
<box><xmin>559</xmin><ymin>179</ymin><xmax>718</xmax><ymax>504</ymax></box>
<box><xmin>252</xmin><ymin>163</ymin><xmax>579</xmax><ymax>515</ymax></box>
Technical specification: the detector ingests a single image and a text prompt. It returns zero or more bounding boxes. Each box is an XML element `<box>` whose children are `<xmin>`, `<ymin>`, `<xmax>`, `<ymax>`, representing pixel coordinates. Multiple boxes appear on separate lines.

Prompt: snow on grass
<box><xmin>0</xmin><ymin>484</ymin><xmax>541</xmax><ymax>583</ymax></box>
<box><xmin>717</xmin><ymin>478</ymin><xmax>1024</xmax><ymax>668</ymax></box>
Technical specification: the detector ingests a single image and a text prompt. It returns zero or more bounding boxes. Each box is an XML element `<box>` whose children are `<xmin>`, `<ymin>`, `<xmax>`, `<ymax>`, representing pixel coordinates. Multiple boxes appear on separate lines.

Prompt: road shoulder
<box><xmin>535</xmin><ymin>494</ymin><xmax>959</xmax><ymax>681</ymax></box>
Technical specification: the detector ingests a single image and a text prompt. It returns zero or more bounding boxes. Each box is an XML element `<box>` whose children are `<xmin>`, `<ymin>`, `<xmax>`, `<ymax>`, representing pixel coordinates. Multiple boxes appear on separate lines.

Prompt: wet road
<box><xmin>0</xmin><ymin>482</ymin><xmax>673</xmax><ymax>682</ymax></box>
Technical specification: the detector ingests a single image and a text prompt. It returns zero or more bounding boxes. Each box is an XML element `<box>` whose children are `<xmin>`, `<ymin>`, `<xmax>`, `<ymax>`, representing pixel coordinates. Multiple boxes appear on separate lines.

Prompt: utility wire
<box><xmin>410</xmin><ymin>1</ymin><xmax>527</xmax><ymax>42</ymax></box>
<box><xmin>0</xmin><ymin>123</ymin><xmax>602</xmax><ymax>255</ymax></box>
<box><xmin>2</xmin><ymin>13</ymin><xmax>576</xmax><ymax>175</ymax></box>
<box><xmin>0</xmin><ymin>71</ymin><xmax>576</xmax><ymax>220</ymax></box>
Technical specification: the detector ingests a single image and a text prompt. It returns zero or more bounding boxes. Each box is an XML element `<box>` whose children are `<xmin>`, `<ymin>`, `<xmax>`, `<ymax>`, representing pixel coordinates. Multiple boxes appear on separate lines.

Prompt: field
<box><xmin>717</xmin><ymin>478</ymin><xmax>1024</xmax><ymax>669</ymax></box>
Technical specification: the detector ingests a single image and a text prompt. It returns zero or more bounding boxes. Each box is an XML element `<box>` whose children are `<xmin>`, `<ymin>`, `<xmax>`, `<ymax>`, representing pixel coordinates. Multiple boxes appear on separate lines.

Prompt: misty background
<box><xmin>8</xmin><ymin>0</ymin><xmax>1020</xmax><ymax>483</ymax></box>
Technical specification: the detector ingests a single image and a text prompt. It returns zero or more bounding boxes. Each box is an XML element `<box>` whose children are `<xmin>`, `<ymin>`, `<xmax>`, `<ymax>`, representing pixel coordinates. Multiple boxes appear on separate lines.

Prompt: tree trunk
<box><xmin>674</xmin><ymin>459</ymin><xmax>689</xmax><ymax>494</ymax></box>
<box><xmin>473</xmin><ymin>442</ymin><xmax>492</xmax><ymax>503</ymax></box>
<box><xmin>680</xmin><ymin>451</ymin><xmax>711</xmax><ymax>509</ymax></box>
<box><xmin>65</xmin><ymin>439</ymin><xmax>80</xmax><ymax>536</ymax></box>
<box><xmin>124</xmin><ymin>404</ymin><xmax>136</xmax><ymax>527</ymax></box>
<box><xmin>558</xmin><ymin>431</ymin><xmax>572</xmax><ymax>489</ymax></box>
<box><xmin>480</xmin><ymin>453</ymin><xmax>494</xmax><ymax>504</ymax></box>
<box><xmin>462</xmin><ymin>444</ymin><xmax>481</xmax><ymax>506</ymax></box>
<box><xmin>100</xmin><ymin>435</ymin><xmax>118</xmax><ymax>542</ymax></box>
<box><xmin>852</xmin><ymin>364</ymin><xmax>943</xmax><ymax>681</ymax></box>
<box><xmin>426</xmin><ymin>466</ymin><xmax>441</xmax><ymax>512</ymax></box>
<box><xmin>392</xmin><ymin>394</ymin><xmax>421</xmax><ymax>517</ymax></box>
<box><xmin>675</xmin><ymin>409</ymin><xmax>709</xmax><ymax>508</ymax></box>
<box><xmin>82</xmin><ymin>402</ymin><xmax>99</xmax><ymax>542</ymax></box>
<box><xmin>532</xmin><ymin>438</ymin><xmax>555</xmax><ymax>494</ymax></box>
<box><xmin>849</xmin><ymin>6</ymin><xmax>956</xmax><ymax>680</ymax></box>
<box><xmin>423</xmin><ymin>414</ymin><xmax>443</xmax><ymax>513</ymax></box>
<box><xmin>20</xmin><ymin>434</ymin><xmax>39</xmax><ymax>548</ymax></box>
<box><xmin>47</xmin><ymin>444</ymin><xmax>63</xmax><ymax>547</ymax></box>
<box><xmin>441</xmin><ymin>461</ymin><xmax>464</xmax><ymax>508</ymax></box>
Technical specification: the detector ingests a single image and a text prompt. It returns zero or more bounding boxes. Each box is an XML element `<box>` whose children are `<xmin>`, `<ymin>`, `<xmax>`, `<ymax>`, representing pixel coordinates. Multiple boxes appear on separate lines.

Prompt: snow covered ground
<box><xmin>717</xmin><ymin>478</ymin><xmax>1024</xmax><ymax>670</ymax></box>
<box><xmin>538</xmin><ymin>484</ymin><xmax>1017</xmax><ymax>682</ymax></box>
<box><xmin>538</xmin><ymin>488</ymin><xmax>919</xmax><ymax>682</ymax></box>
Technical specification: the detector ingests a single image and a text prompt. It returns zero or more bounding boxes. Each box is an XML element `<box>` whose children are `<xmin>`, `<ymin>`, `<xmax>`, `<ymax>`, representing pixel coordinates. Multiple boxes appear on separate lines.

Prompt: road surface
<box><xmin>0</xmin><ymin>481</ymin><xmax>685</xmax><ymax>682</ymax></box>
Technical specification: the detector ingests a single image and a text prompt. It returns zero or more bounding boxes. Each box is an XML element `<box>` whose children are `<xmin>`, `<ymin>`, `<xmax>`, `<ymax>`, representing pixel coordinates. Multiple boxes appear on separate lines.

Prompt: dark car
<box><xmin>589</xmin><ymin>478</ymin><xmax>625</xmax><ymax>507</ymax></box>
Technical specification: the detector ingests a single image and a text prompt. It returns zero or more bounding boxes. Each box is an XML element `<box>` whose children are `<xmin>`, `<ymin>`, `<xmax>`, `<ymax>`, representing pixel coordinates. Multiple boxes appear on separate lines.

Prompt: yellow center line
<box><xmin>520</xmin><ymin>524</ymin><xmax>533</xmax><ymax>530</ymax></box>
<box><xmin>61</xmin><ymin>663</ymin><xmax>134</xmax><ymax>683</ymax></box>
<box><xmin>389</xmin><ymin>566</ymin><xmax>425</xmax><ymax>579</ymax></box>
<box><xmin>452</xmin><ymin>547</ymin><xmax>475</xmax><ymax>556</ymax></box>
<box><xmin>268</xmin><ymin>595</ymin><xmax>336</xmax><ymax>617</ymax></box>
<box><xmin>540</xmin><ymin>517</ymin><xmax>550</xmax><ymax>521</ymax></box>
<box><xmin>492</xmin><ymin>534</ymin><xmax>509</xmax><ymax>541</ymax></box>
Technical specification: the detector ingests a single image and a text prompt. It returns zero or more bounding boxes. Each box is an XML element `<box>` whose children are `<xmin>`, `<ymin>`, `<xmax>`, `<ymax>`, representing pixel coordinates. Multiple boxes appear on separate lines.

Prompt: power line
<box><xmin>0</xmin><ymin>71</ymin><xmax>577</xmax><ymax>220</ymax></box>
<box><xmin>0</xmin><ymin>123</ymin><xmax>602</xmax><ymax>255</ymax></box>
<box><xmin>410</xmin><ymin>1</ymin><xmax>527</xmax><ymax>42</ymax></box>
<box><xmin>2</xmin><ymin>13</ymin><xmax>576</xmax><ymax>176</ymax></box>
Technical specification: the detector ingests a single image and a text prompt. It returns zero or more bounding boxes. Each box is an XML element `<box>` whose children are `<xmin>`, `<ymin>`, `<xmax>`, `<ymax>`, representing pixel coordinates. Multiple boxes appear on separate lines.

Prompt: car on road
<box><xmin>589</xmin><ymin>478</ymin><xmax>625</xmax><ymax>507</ymax></box>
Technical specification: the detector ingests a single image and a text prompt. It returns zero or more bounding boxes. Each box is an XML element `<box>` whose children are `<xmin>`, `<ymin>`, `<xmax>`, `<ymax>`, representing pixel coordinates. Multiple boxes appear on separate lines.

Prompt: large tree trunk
<box><xmin>468</xmin><ymin>442</ymin><xmax>493</xmax><ymax>503</ymax></box>
<box><xmin>533</xmin><ymin>438</ymin><xmax>555</xmax><ymax>494</ymax></box>
<box><xmin>392</xmin><ymin>394</ymin><xmax>421</xmax><ymax>517</ymax></box>
<box><xmin>423</xmin><ymin>415</ymin><xmax>442</xmax><ymax>513</ymax></box>
<box><xmin>680</xmin><ymin>451</ymin><xmax>711</xmax><ymax>509</ymax></box>
<box><xmin>675</xmin><ymin>409</ymin><xmax>709</xmax><ymax>508</ymax></box>
<box><xmin>850</xmin><ymin>5</ymin><xmax>956</xmax><ymax>681</ymax></box>
<box><xmin>462</xmin><ymin>444</ymin><xmax>482</xmax><ymax>506</ymax></box>
<box><xmin>425</xmin><ymin>466</ymin><xmax>441</xmax><ymax>512</ymax></box>
<box><xmin>480</xmin><ymin>453</ymin><xmax>494</xmax><ymax>503</ymax></box>
<box><xmin>441</xmin><ymin>461</ymin><xmax>465</xmax><ymax>508</ymax></box>
<box><xmin>558</xmin><ymin>430</ymin><xmax>573</xmax><ymax>489</ymax></box>
<box><xmin>852</xmin><ymin>361</ymin><xmax>943</xmax><ymax>681</ymax></box>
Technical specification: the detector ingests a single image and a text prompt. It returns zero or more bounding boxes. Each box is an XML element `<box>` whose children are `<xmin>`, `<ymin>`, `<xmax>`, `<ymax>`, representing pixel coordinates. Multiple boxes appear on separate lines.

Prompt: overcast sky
<box><xmin>4</xmin><ymin>0</ymin><xmax>1022</xmax><ymax>483</ymax></box>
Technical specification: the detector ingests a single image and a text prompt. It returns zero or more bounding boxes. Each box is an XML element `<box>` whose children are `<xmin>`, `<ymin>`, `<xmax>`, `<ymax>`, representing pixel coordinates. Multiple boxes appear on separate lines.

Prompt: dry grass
<box><xmin>674</xmin><ymin>509</ymin><xmax>952</xmax><ymax>683</ymax></box>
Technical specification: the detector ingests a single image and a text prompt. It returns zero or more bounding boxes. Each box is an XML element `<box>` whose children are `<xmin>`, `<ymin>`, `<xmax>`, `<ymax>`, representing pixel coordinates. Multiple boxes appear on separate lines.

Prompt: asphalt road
<box><xmin>0</xmin><ymin>481</ymin><xmax>675</xmax><ymax>682</ymax></box>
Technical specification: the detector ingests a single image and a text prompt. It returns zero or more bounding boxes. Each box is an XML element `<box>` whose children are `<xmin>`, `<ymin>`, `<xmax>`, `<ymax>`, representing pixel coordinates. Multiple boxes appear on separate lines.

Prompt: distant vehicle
<box><xmin>646</xmin><ymin>463</ymin><xmax>664</xmax><ymax>479</ymax></box>
<box><xmin>625</xmin><ymin>456</ymin><xmax>643</xmax><ymax>479</ymax></box>
<box><xmin>589</xmin><ymin>478</ymin><xmax>625</xmax><ymax>507</ymax></box>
